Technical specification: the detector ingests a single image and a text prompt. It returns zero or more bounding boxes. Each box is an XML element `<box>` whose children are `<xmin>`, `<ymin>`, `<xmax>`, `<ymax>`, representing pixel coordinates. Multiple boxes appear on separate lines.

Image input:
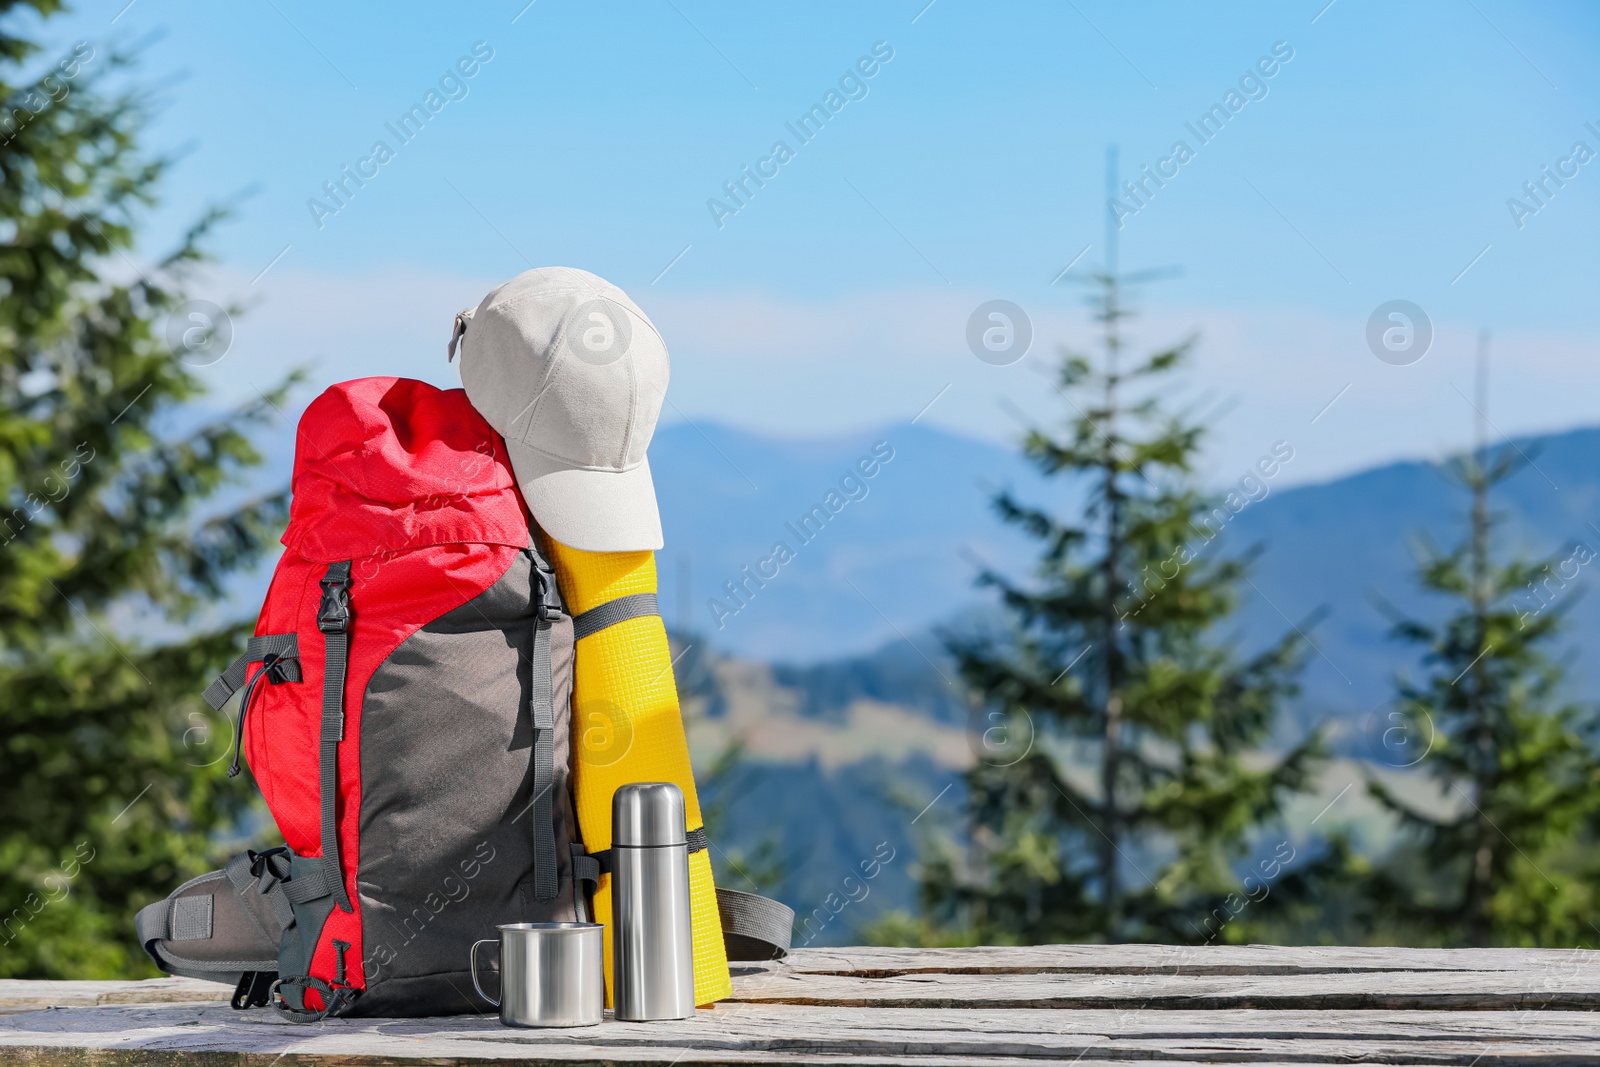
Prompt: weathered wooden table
<box><xmin>2</xmin><ymin>945</ymin><xmax>1596</xmax><ymax>1064</ymax></box>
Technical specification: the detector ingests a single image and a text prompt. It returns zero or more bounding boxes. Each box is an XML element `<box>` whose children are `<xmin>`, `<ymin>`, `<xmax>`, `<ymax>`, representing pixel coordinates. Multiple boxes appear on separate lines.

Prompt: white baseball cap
<box><xmin>451</xmin><ymin>266</ymin><xmax>669</xmax><ymax>552</ymax></box>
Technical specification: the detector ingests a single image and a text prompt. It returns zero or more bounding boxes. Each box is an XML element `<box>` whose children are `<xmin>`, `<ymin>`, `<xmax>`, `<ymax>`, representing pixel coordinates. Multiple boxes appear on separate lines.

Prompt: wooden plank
<box><xmin>0</xmin><ymin>977</ymin><xmax>230</xmax><ymax>1013</ymax></box>
<box><xmin>4</xmin><ymin>943</ymin><xmax>1597</xmax><ymax>1016</ymax></box>
<box><xmin>0</xmin><ymin>1002</ymin><xmax>1597</xmax><ymax>1064</ymax></box>
<box><xmin>727</xmin><ymin>966</ymin><xmax>1600</xmax><ymax>1011</ymax></box>
<box><xmin>2</xmin><ymin>945</ymin><xmax>1596</xmax><ymax>1064</ymax></box>
<box><xmin>9</xmin><ymin>964</ymin><xmax>1592</xmax><ymax>1015</ymax></box>
<box><xmin>774</xmin><ymin>944</ymin><xmax>1599</xmax><ymax>977</ymax></box>
<box><xmin>5</xmin><ymin>945</ymin><xmax>1590</xmax><ymax>1012</ymax></box>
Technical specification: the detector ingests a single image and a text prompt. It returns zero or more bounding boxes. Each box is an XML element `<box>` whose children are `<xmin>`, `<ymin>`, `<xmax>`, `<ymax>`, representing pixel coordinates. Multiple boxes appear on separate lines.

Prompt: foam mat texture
<box><xmin>546</xmin><ymin>542</ymin><xmax>731</xmax><ymax>1007</ymax></box>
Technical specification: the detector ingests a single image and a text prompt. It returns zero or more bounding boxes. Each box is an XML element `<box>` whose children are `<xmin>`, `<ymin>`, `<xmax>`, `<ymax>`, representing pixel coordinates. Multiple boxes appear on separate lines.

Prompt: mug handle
<box><xmin>469</xmin><ymin>938</ymin><xmax>499</xmax><ymax>1007</ymax></box>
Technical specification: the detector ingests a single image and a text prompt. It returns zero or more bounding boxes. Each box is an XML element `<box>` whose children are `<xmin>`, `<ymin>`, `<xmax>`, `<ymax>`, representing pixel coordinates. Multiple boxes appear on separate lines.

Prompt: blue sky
<box><xmin>40</xmin><ymin>0</ymin><xmax>1600</xmax><ymax>487</ymax></box>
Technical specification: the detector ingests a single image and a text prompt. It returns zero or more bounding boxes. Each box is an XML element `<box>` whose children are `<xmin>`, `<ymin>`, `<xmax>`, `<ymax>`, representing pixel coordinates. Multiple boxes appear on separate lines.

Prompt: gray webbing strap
<box><xmin>282</xmin><ymin>868</ymin><xmax>336</xmax><ymax>905</ymax></box>
<box><xmin>570</xmin><ymin>844</ymin><xmax>601</xmax><ymax>893</ymax></box>
<box><xmin>225</xmin><ymin>848</ymin><xmax>299</xmax><ymax>931</ymax></box>
<box><xmin>266</xmin><ymin>886</ymin><xmax>295</xmax><ymax>932</ymax></box>
<box><xmin>529</xmin><ymin>554</ymin><xmax>559</xmax><ymax>901</ymax></box>
<box><xmin>246</xmin><ymin>634</ymin><xmax>301</xmax><ymax>680</ymax></box>
<box><xmin>203</xmin><ymin>634</ymin><xmax>302</xmax><ymax>710</ymax></box>
<box><xmin>203</xmin><ymin>659</ymin><xmax>248</xmax><ymax>711</ymax></box>
<box><xmin>583</xmin><ymin>826</ymin><xmax>709</xmax><ymax>881</ymax></box>
<box><xmin>716</xmin><ymin>887</ymin><xmax>795</xmax><ymax>961</ymax></box>
<box><xmin>317</xmin><ymin>562</ymin><xmax>354</xmax><ymax>912</ymax></box>
<box><xmin>227</xmin><ymin>848</ymin><xmax>292</xmax><ymax>891</ymax></box>
<box><xmin>572</xmin><ymin>592</ymin><xmax>659</xmax><ymax>641</ymax></box>
<box><xmin>224</xmin><ymin>852</ymin><xmax>257</xmax><ymax>893</ymax></box>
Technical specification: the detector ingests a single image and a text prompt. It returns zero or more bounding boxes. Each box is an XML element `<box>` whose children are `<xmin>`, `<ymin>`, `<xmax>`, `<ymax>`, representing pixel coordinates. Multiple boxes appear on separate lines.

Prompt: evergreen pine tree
<box><xmin>1365</xmin><ymin>340</ymin><xmax>1600</xmax><ymax>947</ymax></box>
<box><xmin>917</xmin><ymin>267</ymin><xmax>1322</xmax><ymax>944</ymax></box>
<box><xmin>0</xmin><ymin>9</ymin><xmax>289</xmax><ymax>977</ymax></box>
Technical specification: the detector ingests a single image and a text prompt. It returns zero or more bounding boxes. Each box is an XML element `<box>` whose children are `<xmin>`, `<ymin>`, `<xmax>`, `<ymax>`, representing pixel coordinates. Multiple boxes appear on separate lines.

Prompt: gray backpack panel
<box><xmin>350</xmin><ymin>547</ymin><xmax>579</xmax><ymax>1016</ymax></box>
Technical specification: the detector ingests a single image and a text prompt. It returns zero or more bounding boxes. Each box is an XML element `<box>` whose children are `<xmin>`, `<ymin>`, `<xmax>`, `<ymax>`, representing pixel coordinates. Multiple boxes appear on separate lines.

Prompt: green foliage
<box><xmin>862</xmin><ymin>910</ymin><xmax>981</xmax><ymax>948</ymax></box>
<box><xmin>0</xmin><ymin>8</ymin><xmax>287</xmax><ymax>977</ymax></box>
<box><xmin>1360</xmin><ymin>441</ymin><xmax>1600</xmax><ymax>946</ymax></box>
<box><xmin>1234</xmin><ymin>401</ymin><xmax>1600</xmax><ymax>950</ymax></box>
<box><xmin>918</xmin><ymin>271</ymin><xmax>1322</xmax><ymax>944</ymax></box>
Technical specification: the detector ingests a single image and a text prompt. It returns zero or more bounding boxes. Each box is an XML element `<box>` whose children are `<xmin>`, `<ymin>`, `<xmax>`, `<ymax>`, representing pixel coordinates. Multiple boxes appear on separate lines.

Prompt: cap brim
<box><xmin>504</xmin><ymin>439</ymin><xmax>664</xmax><ymax>552</ymax></box>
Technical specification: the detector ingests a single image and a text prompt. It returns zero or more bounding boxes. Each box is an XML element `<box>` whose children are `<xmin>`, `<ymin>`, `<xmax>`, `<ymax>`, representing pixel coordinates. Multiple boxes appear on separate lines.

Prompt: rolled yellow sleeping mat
<box><xmin>545</xmin><ymin>541</ymin><xmax>731</xmax><ymax>1008</ymax></box>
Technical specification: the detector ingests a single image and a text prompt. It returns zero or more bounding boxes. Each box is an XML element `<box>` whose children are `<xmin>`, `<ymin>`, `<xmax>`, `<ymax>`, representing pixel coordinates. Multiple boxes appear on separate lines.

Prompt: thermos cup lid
<box><xmin>612</xmin><ymin>782</ymin><xmax>687</xmax><ymax>847</ymax></box>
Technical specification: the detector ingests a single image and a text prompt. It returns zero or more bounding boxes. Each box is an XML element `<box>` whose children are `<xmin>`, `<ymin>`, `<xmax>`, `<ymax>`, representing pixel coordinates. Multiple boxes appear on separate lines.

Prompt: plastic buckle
<box><xmin>248</xmin><ymin>846</ymin><xmax>292</xmax><ymax>888</ymax></box>
<box><xmin>232</xmin><ymin>970</ymin><xmax>275</xmax><ymax>1010</ymax></box>
<box><xmin>317</xmin><ymin>579</ymin><xmax>350</xmax><ymax>634</ymax></box>
<box><xmin>534</xmin><ymin>566</ymin><xmax>562</xmax><ymax>622</ymax></box>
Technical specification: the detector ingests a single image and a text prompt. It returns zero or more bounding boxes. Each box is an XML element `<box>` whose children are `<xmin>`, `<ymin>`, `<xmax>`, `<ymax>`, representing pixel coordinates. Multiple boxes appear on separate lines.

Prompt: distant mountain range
<box><xmin>649</xmin><ymin>420</ymin><xmax>1069</xmax><ymax>662</ymax></box>
<box><xmin>654</xmin><ymin>420</ymin><xmax>1600</xmax><ymax>713</ymax></box>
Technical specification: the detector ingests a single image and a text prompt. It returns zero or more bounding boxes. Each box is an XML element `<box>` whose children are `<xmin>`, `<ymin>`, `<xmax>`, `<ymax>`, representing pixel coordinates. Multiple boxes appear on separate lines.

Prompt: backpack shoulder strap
<box><xmin>529</xmin><ymin>547</ymin><xmax>564</xmax><ymax>901</ymax></box>
<box><xmin>316</xmin><ymin>561</ymin><xmax>355</xmax><ymax>913</ymax></box>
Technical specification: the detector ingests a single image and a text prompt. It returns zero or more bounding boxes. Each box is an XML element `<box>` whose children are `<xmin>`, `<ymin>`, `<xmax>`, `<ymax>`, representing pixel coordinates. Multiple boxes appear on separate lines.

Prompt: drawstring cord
<box><xmin>227</xmin><ymin>653</ymin><xmax>281</xmax><ymax>778</ymax></box>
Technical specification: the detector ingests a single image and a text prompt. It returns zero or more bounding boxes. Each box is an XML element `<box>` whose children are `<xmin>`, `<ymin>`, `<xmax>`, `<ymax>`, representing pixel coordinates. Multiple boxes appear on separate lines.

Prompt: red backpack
<box><xmin>136</xmin><ymin>376</ymin><xmax>792</xmax><ymax>1018</ymax></box>
<box><xmin>141</xmin><ymin>377</ymin><xmax>584</xmax><ymax>1017</ymax></box>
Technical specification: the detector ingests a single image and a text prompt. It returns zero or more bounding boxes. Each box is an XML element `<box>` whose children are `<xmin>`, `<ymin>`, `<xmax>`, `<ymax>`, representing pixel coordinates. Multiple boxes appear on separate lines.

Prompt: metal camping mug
<box><xmin>469</xmin><ymin>922</ymin><xmax>604</xmax><ymax>1027</ymax></box>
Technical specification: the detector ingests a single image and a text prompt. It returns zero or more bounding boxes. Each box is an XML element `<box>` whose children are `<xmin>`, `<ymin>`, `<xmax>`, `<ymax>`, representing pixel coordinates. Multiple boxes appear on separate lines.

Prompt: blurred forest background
<box><xmin>3</xmin><ymin>3</ymin><xmax>1599</xmax><ymax>979</ymax></box>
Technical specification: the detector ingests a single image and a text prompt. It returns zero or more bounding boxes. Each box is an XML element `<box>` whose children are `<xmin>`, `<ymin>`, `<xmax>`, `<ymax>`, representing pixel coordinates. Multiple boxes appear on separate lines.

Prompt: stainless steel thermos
<box><xmin>611</xmin><ymin>782</ymin><xmax>696</xmax><ymax>1021</ymax></box>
